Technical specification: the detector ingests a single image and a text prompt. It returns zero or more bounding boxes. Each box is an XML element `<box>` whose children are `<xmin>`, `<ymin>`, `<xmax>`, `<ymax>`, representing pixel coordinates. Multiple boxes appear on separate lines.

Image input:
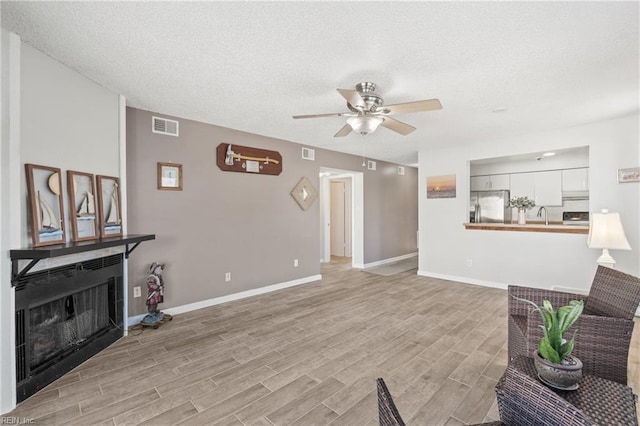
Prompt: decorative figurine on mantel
<box><xmin>140</xmin><ymin>262</ymin><xmax>173</xmax><ymax>329</ymax></box>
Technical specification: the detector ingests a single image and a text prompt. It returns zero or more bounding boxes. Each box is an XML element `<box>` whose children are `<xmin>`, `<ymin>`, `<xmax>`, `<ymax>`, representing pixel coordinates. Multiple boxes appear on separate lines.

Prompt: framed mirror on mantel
<box><xmin>469</xmin><ymin>146</ymin><xmax>590</xmax><ymax>226</ymax></box>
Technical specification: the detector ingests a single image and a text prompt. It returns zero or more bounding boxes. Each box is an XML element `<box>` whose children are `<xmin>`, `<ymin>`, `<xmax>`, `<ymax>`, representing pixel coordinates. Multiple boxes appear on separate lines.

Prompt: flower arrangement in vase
<box><xmin>509</xmin><ymin>196</ymin><xmax>535</xmax><ymax>224</ymax></box>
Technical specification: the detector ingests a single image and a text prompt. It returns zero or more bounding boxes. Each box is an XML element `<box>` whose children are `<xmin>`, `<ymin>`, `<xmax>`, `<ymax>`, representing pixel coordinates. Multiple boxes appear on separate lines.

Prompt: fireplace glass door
<box><xmin>29</xmin><ymin>284</ymin><xmax>109</xmax><ymax>371</ymax></box>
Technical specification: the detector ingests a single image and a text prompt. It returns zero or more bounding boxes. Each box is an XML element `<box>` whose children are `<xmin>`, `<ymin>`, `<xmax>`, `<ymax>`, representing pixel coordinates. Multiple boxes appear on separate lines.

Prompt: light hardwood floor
<box><xmin>7</xmin><ymin>259</ymin><xmax>640</xmax><ymax>425</ymax></box>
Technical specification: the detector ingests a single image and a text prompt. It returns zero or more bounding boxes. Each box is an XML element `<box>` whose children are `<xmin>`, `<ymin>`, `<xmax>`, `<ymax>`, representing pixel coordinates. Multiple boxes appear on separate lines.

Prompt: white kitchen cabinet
<box><xmin>562</xmin><ymin>168</ymin><xmax>589</xmax><ymax>191</ymax></box>
<box><xmin>470</xmin><ymin>174</ymin><xmax>510</xmax><ymax>191</ymax></box>
<box><xmin>509</xmin><ymin>170</ymin><xmax>562</xmax><ymax>207</ymax></box>
<box><xmin>491</xmin><ymin>174</ymin><xmax>510</xmax><ymax>190</ymax></box>
<box><xmin>510</xmin><ymin>172</ymin><xmax>535</xmax><ymax>199</ymax></box>
<box><xmin>470</xmin><ymin>176</ymin><xmax>488</xmax><ymax>191</ymax></box>
<box><xmin>533</xmin><ymin>170</ymin><xmax>562</xmax><ymax>206</ymax></box>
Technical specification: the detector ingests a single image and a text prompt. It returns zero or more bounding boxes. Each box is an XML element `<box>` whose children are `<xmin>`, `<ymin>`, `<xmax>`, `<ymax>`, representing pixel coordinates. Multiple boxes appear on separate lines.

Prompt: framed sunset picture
<box><xmin>427</xmin><ymin>174</ymin><xmax>456</xmax><ymax>199</ymax></box>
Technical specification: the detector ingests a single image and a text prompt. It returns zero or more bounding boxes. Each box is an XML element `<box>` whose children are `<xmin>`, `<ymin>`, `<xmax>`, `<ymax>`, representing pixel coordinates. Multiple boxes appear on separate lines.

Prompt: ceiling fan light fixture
<box><xmin>347</xmin><ymin>116</ymin><xmax>384</xmax><ymax>135</ymax></box>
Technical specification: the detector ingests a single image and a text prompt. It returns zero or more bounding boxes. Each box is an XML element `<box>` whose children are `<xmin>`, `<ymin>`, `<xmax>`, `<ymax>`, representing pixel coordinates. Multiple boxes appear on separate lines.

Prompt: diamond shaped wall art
<box><xmin>290</xmin><ymin>177</ymin><xmax>318</xmax><ymax>211</ymax></box>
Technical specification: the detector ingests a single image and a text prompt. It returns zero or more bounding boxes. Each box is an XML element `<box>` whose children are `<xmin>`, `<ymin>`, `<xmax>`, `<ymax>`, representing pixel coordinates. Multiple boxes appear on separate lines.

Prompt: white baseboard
<box><xmin>127</xmin><ymin>274</ymin><xmax>322</xmax><ymax>327</ymax></box>
<box><xmin>415</xmin><ymin>274</ymin><xmax>640</xmax><ymax>317</ymax></box>
<box><xmin>127</xmin><ymin>313</ymin><xmax>147</xmax><ymax>327</ymax></box>
<box><xmin>362</xmin><ymin>252</ymin><xmax>418</xmax><ymax>269</ymax></box>
<box><xmin>417</xmin><ymin>270</ymin><xmax>508</xmax><ymax>290</ymax></box>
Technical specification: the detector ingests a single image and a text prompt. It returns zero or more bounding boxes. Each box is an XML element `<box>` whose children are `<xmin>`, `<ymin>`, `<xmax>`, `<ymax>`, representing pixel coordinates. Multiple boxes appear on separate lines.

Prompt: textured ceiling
<box><xmin>2</xmin><ymin>2</ymin><xmax>639</xmax><ymax>165</ymax></box>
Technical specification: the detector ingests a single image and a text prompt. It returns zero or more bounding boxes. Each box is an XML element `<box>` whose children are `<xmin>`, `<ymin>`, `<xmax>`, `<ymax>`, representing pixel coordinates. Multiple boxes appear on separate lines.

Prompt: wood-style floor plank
<box><xmin>6</xmin><ymin>258</ymin><xmax>639</xmax><ymax>425</ymax></box>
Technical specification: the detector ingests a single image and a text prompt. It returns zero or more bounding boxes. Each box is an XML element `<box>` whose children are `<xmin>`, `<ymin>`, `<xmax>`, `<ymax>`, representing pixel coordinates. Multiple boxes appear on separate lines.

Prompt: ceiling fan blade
<box><xmin>334</xmin><ymin>124</ymin><xmax>352</xmax><ymax>137</ymax></box>
<box><xmin>380</xmin><ymin>117</ymin><xmax>416</xmax><ymax>135</ymax></box>
<box><xmin>382</xmin><ymin>99</ymin><xmax>442</xmax><ymax>115</ymax></box>
<box><xmin>336</xmin><ymin>89</ymin><xmax>366</xmax><ymax>110</ymax></box>
<box><xmin>292</xmin><ymin>112</ymin><xmax>344</xmax><ymax>119</ymax></box>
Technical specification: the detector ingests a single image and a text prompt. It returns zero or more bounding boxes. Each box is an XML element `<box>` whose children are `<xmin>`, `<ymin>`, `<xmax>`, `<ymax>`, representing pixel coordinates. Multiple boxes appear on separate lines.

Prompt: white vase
<box><xmin>518</xmin><ymin>209</ymin><xmax>527</xmax><ymax>225</ymax></box>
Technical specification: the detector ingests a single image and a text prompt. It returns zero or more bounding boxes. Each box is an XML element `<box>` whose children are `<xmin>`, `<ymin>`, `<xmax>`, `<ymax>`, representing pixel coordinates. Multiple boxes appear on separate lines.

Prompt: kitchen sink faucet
<box><xmin>537</xmin><ymin>206</ymin><xmax>549</xmax><ymax>225</ymax></box>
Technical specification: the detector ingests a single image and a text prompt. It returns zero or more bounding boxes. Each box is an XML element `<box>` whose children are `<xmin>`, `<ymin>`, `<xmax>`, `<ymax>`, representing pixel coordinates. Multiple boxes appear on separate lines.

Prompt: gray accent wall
<box><xmin>126</xmin><ymin>107</ymin><xmax>418</xmax><ymax>316</ymax></box>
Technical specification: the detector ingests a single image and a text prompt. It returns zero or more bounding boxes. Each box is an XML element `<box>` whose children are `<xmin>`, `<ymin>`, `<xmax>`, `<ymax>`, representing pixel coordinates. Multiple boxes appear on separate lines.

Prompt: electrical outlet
<box><xmin>466</xmin><ymin>259</ymin><xmax>473</xmax><ymax>267</ymax></box>
<box><xmin>225</xmin><ymin>272</ymin><xmax>231</xmax><ymax>282</ymax></box>
<box><xmin>133</xmin><ymin>286</ymin><xmax>141</xmax><ymax>298</ymax></box>
<box><xmin>294</xmin><ymin>259</ymin><xmax>299</xmax><ymax>267</ymax></box>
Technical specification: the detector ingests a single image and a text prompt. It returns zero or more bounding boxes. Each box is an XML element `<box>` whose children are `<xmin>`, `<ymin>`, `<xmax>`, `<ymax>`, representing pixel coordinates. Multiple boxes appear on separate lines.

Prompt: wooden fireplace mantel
<box><xmin>10</xmin><ymin>234</ymin><xmax>155</xmax><ymax>286</ymax></box>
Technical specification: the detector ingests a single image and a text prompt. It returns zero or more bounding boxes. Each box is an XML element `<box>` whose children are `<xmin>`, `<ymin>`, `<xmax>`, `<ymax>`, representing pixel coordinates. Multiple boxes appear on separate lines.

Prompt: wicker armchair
<box><xmin>508</xmin><ymin>265</ymin><xmax>640</xmax><ymax>384</ymax></box>
<box><xmin>377</xmin><ymin>378</ymin><xmax>406</xmax><ymax>426</ymax></box>
<box><xmin>497</xmin><ymin>357</ymin><xmax>638</xmax><ymax>426</ymax></box>
<box><xmin>376</xmin><ymin>378</ymin><xmax>502</xmax><ymax>425</ymax></box>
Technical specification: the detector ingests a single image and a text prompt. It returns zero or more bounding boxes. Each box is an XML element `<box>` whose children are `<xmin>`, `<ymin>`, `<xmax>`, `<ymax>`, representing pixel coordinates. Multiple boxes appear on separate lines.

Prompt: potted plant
<box><xmin>509</xmin><ymin>196</ymin><xmax>536</xmax><ymax>224</ymax></box>
<box><xmin>513</xmin><ymin>296</ymin><xmax>585</xmax><ymax>390</ymax></box>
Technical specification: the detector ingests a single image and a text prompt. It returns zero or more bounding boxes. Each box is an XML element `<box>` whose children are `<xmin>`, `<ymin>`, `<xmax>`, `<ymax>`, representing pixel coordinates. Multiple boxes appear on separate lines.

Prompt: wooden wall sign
<box><xmin>216</xmin><ymin>143</ymin><xmax>282</xmax><ymax>176</ymax></box>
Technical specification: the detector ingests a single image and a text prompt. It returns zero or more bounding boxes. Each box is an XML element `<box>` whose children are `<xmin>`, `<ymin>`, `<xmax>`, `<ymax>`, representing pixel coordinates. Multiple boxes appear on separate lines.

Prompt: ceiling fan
<box><xmin>292</xmin><ymin>82</ymin><xmax>442</xmax><ymax>137</ymax></box>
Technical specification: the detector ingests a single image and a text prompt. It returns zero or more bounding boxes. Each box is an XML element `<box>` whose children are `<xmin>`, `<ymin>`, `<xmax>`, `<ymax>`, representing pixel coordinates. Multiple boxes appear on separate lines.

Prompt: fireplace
<box><xmin>14</xmin><ymin>254</ymin><xmax>124</xmax><ymax>402</ymax></box>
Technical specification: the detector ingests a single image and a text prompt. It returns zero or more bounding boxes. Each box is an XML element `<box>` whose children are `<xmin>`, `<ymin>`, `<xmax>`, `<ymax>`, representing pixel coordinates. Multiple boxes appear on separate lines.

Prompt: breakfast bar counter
<box><xmin>463</xmin><ymin>222</ymin><xmax>589</xmax><ymax>234</ymax></box>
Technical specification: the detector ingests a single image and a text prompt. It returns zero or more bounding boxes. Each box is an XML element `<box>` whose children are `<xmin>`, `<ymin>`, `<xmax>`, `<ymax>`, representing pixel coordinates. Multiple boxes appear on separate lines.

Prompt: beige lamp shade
<box><xmin>587</xmin><ymin>209</ymin><xmax>631</xmax><ymax>268</ymax></box>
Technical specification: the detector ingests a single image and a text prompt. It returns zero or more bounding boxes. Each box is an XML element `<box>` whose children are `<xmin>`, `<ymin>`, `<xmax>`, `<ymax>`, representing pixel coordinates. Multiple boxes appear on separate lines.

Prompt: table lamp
<box><xmin>587</xmin><ymin>209</ymin><xmax>631</xmax><ymax>268</ymax></box>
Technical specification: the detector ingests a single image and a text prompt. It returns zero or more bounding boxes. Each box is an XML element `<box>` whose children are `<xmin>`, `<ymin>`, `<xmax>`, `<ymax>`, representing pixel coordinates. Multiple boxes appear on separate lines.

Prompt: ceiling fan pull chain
<box><xmin>361</xmin><ymin>137</ymin><xmax>366</xmax><ymax>167</ymax></box>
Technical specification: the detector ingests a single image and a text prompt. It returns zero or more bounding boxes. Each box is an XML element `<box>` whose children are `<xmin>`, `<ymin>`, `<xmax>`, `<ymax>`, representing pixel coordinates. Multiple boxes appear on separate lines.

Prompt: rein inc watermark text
<box><xmin>0</xmin><ymin>418</ymin><xmax>34</xmax><ymax>425</ymax></box>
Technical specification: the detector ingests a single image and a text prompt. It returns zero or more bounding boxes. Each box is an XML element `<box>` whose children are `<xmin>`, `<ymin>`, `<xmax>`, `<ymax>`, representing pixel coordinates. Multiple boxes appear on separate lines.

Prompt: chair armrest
<box><xmin>497</xmin><ymin>364</ymin><xmax>595</xmax><ymax>425</ymax></box>
<box><xmin>571</xmin><ymin>315</ymin><xmax>635</xmax><ymax>384</ymax></box>
<box><xmin>525</xmin><ymin>313</ymin><xmax>634</xmax><ymax>352</ymax></box>
<box><xmin>508</xmin><ymin>285</ymin><xmax>586</xmax><ymax>316</ymax></box>
<box><xmin>525</xmin><ymin>313</ymin><xmax>635</xmax><ymax>384</ymax></box>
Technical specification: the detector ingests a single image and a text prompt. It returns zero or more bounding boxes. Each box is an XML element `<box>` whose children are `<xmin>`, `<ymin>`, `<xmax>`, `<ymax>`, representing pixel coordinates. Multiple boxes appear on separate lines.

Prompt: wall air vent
<box><xmin>367</xmin><ymin>160</ymin><xmax>377</xmax><ymax>171</ymax></box>
<box><xmin>398</xmin><ymin>166</ymin><xmax>405</xmax><ymax>176</ymax></box>
<box><xmin>302</xmin><ymin>147</ymin><xmax>315</xmax><ymax>161</ymax></box>
<box><xmin>152</xmin><ymin>116</ymin><xmax>179</xmax><ymax>137</ymax></box>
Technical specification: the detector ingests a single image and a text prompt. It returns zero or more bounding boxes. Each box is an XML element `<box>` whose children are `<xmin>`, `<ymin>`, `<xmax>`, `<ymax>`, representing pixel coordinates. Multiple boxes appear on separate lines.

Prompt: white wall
<box><xmin>419</xmin><ymin>114</ymin><xmax>640</xmax><ymax>293</ymax></box>
<box><xmin>20</xmin><ymin>43</ymin><xmax>120</xmax><ymax>246</ymax></box>
<box><xmin>0</xmin><ymin>35</ymin><xmax>121</xmax><ymax>414</ymax></box>
<box><xmin>470</xmin><ymin>146</ymin><xmax>590</xmax><ymax>176</ymax></box>
<box><xmin>0</xmin><ymin>27</ymin><xmax>20</xmax><ymax>416</ymax></box>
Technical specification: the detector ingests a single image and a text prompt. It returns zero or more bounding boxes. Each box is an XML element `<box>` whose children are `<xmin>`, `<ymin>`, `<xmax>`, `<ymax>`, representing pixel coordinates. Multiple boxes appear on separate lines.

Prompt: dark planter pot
<box><xmin>533</xmin><ymin>351</ymin><xmax>583</xmax><ymax>390</ymax></box>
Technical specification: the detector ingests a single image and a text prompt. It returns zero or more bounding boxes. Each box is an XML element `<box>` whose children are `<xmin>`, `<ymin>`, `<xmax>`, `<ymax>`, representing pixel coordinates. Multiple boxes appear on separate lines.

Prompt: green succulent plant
<box><xmin>513</xmin><ymin>296</ymin><xmax>584</xmax><ymax>364</ymax></box>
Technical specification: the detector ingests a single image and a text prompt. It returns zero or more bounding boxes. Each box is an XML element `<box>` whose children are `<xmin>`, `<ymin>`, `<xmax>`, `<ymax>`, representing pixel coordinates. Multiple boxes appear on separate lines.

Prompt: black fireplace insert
<box><xmin>14</xmin><ymin>254</ymin><xmax>124</xmax><ymax>402</ymax></box>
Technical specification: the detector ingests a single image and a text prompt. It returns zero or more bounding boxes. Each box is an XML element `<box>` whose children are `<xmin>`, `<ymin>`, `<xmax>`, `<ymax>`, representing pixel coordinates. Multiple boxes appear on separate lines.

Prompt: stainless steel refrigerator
<box><xmin>470</xmin><ymin>190</ymin><xmax>512</xmax><ymax>223</ymax></box>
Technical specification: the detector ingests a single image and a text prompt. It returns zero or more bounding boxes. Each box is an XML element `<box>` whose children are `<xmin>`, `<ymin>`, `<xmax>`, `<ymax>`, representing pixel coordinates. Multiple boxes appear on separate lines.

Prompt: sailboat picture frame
<box><xmin>96</xmin><ymin>175</ymin><xmax>123</xmax><ymax>238</ymax></box>
<box><xmin>67</xmin><ymin>170</ymin><xmax>99</xmax><ymax>242</ymax></box>
<box><xmin>25</xmin><ymin>164</ymin><xmax>66</xmax><ymax>247</ymax></box>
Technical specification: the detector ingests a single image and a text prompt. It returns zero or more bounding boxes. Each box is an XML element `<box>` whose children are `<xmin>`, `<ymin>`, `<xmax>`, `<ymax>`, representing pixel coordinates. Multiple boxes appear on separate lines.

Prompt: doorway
<box><xmin>319</xmin><ymin>167</ymin><xmax>364</xmax><ymax>268</ymax></box>
<box><xmin>330</xmin><ymin>179</ymin><xmax>351</xmax><ymax>258</ymax></box>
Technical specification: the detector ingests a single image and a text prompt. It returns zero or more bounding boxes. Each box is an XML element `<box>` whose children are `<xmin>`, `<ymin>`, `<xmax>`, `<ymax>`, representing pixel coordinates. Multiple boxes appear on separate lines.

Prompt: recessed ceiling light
<box><xmin>492</xmin><ymin>107</ymin><xmax>508</xmax><ymax>113</ymax></box>
<box><xmin>542</xmin><ymin>152</ymin><xmax>556</xmax><ymax>157</ymax></box>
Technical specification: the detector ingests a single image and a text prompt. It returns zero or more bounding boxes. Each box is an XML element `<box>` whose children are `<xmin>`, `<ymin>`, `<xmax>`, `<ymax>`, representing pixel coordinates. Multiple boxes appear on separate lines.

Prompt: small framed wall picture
<box><xmin>96</xmin><ymin>175</ymin><xmax>123</xmax><ymax>238</ymax></box>
<box><xmin>67</xmin><ymin>170</ymin><xmax>99</xmax><ymax>242</ymax></box>
<box><xmin>157</xmin><ymin>162</ymin><xmax>183</xmax><ymax>190</ymax></box>
<box><xmin>25</xmin><ymin>164</ymin><xmax>66</xmax><ymax>247</ymax></box>
<box><xmin>617</xmin><ymin>167</ymin><xmax>640</xmax><ymax>183</ymax></box>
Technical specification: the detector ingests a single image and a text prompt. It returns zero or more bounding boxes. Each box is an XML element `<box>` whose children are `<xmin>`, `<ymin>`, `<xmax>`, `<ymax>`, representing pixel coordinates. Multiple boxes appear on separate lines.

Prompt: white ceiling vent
<box><xmin>152</xmin><ymin>116</ymin><xmax>179</xmax><ymax>137</ymax></box>
<box><xmin>398</xmin><ymin>166</ymin><xmax>405</xmax><ymax>175</ymax></box>
<box><xmin>302</xmin><ymin>147</ymin><xmax>315</xmax><ymax>160</ymax></box>
<box><xmin>367</xmin><ymin>160</ymin><xmax>377</xmax><ymax>171</ymax></box>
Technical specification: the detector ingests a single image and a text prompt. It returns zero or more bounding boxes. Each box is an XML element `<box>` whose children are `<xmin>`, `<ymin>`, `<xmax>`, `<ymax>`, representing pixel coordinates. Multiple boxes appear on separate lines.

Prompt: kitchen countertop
<box><xmin>463</xmin><ymin>222</ymin><xmax>589</xmax><ymax>234</ymax></box>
